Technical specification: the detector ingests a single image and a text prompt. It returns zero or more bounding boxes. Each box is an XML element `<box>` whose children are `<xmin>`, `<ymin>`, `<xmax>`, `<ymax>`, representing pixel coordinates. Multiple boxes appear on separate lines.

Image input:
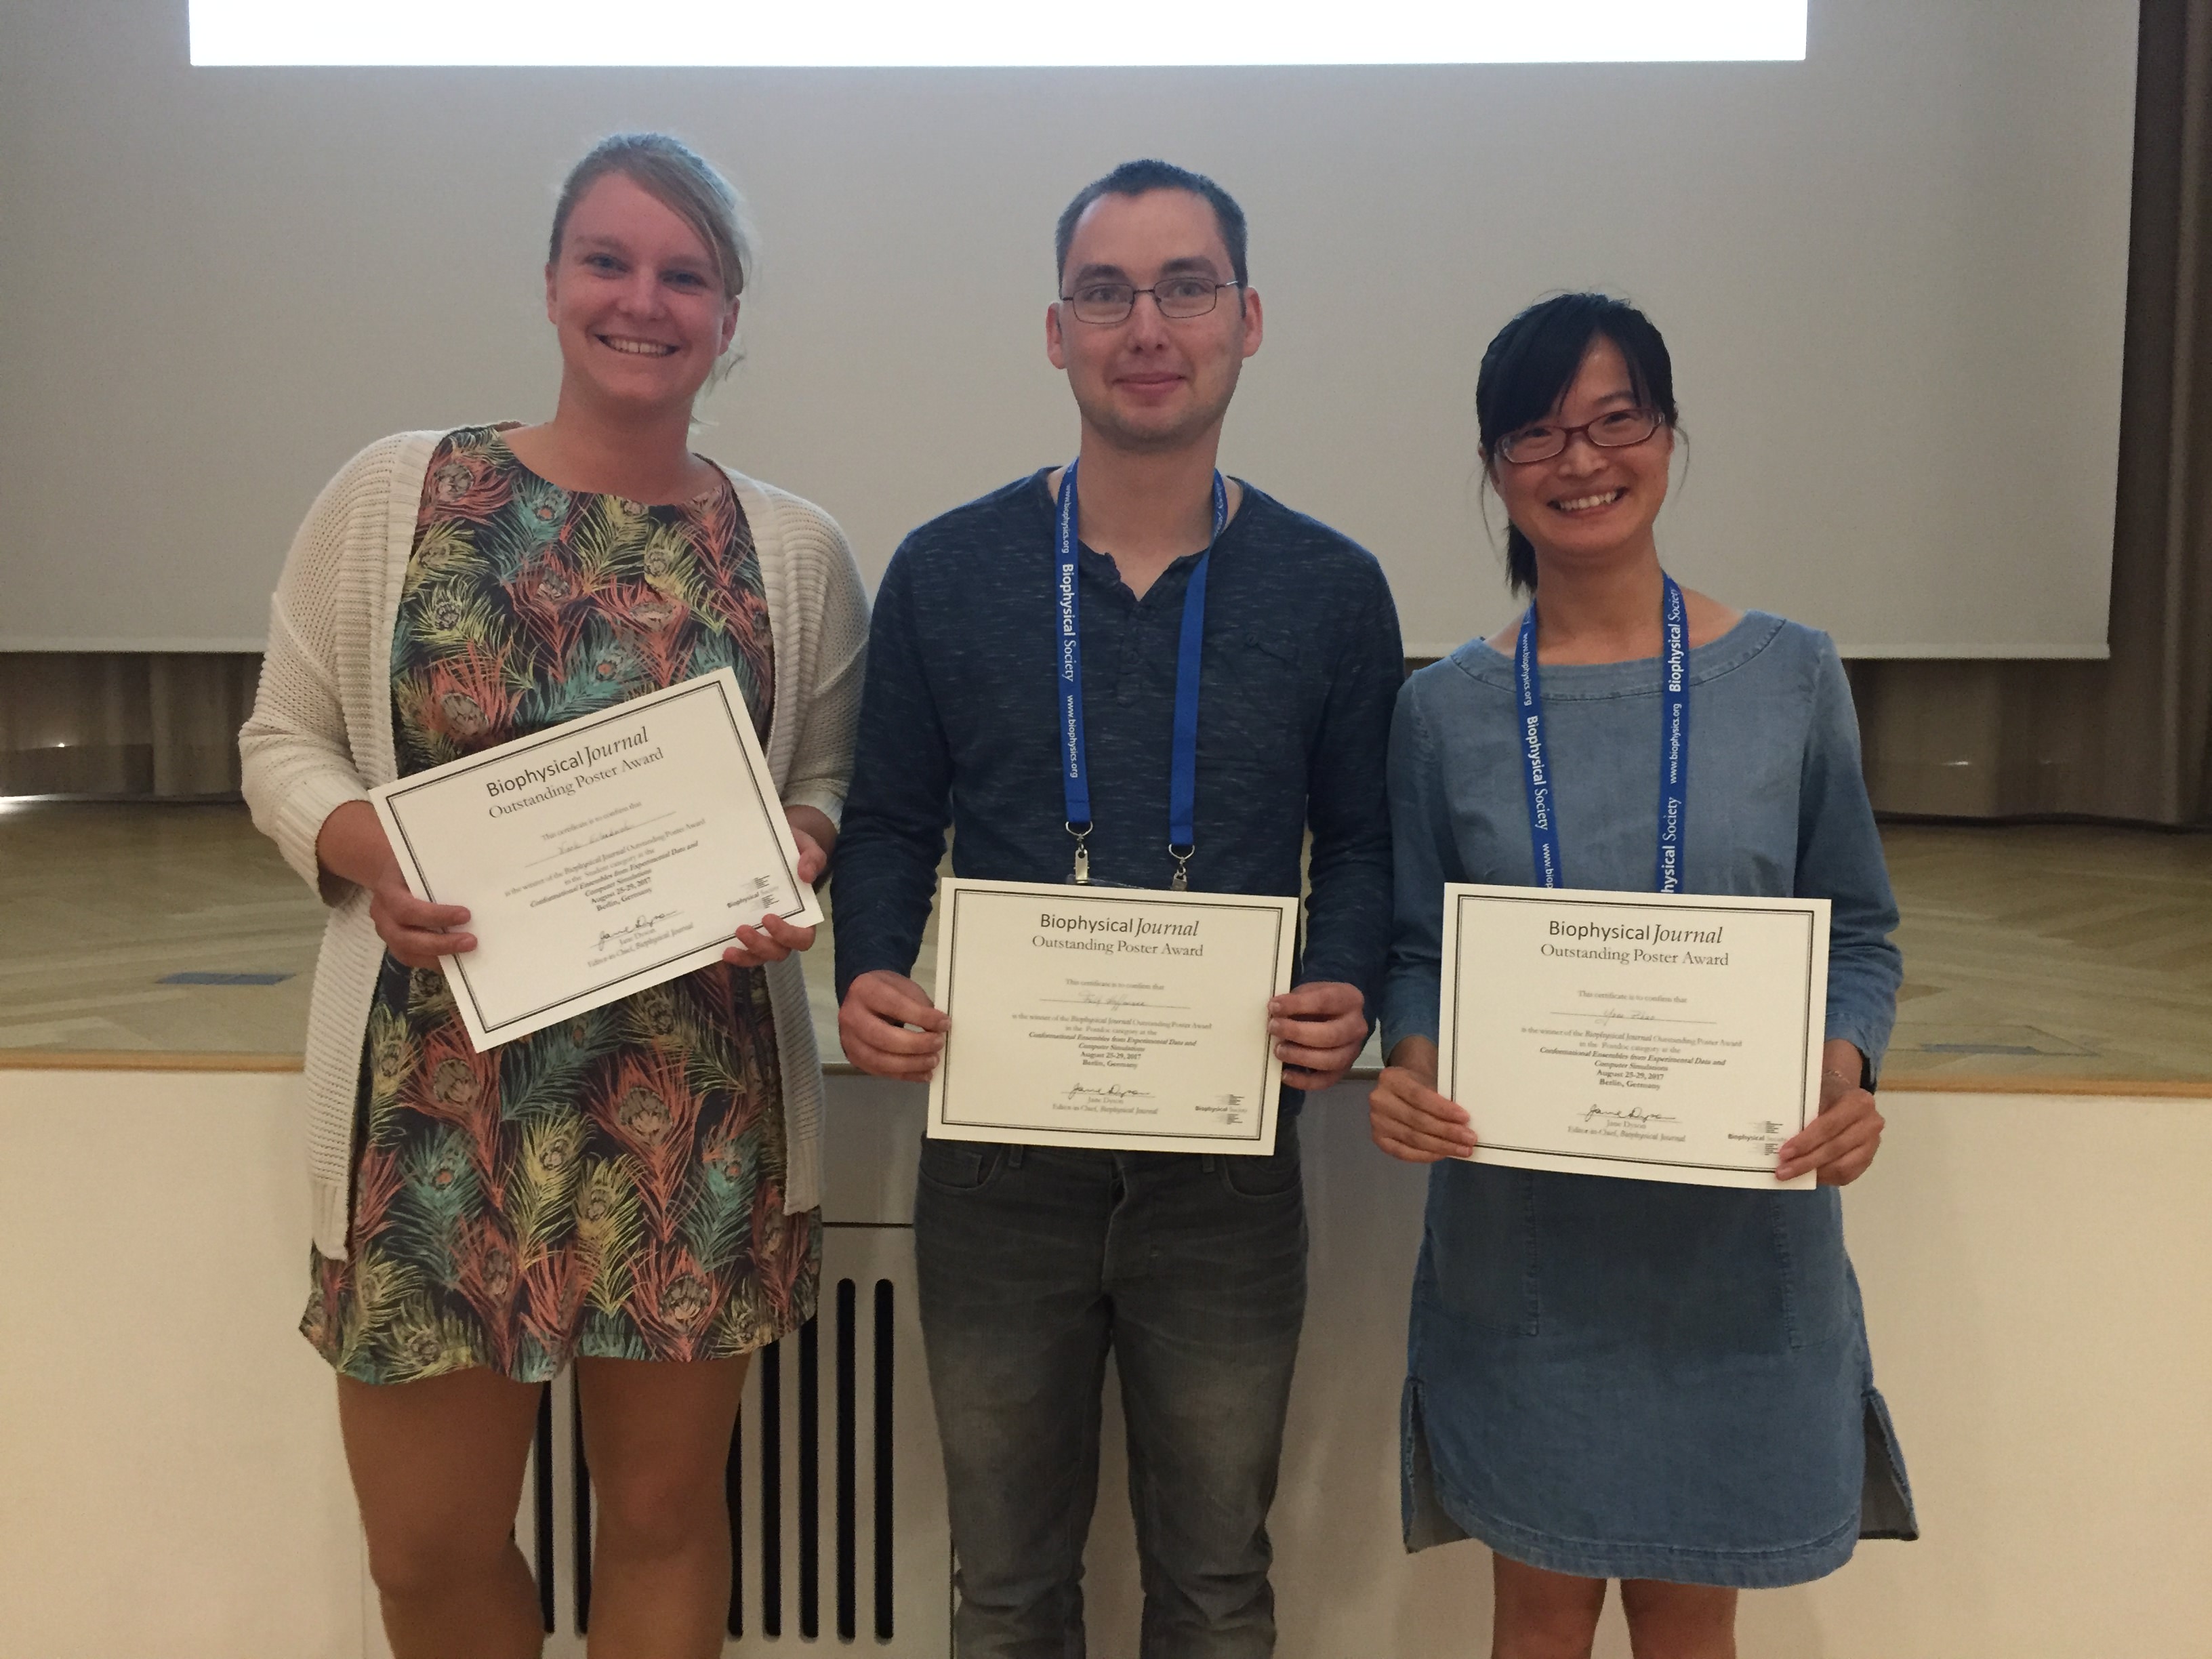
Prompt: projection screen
<box><xmin>0</xmin><ymin>1</ymin><xmax>2139</xmax><ymax>655</ymax></box>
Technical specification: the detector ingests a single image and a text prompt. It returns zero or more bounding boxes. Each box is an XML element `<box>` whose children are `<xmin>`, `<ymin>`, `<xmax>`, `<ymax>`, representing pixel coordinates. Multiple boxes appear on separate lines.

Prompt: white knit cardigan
<box><xmin>240</xmin><ymin>430</ymin><xmax>868</xmax><ymax>1260</ymax></box>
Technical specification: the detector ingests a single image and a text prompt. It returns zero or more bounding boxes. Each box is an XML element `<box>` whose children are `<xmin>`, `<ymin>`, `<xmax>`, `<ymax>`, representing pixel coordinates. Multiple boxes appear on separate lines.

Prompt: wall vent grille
<box><xmin>365</xmin><ymin>1223</ymin><xmax>949</xmax><ymax>1656</ymax></box>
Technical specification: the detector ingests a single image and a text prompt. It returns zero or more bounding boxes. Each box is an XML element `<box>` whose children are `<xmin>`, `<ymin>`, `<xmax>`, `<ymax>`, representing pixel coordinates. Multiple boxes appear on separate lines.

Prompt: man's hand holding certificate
<box><xmin>369</xmin><ymin>668</ymin><xmax>820</xmax><ymax>1050</ymax></box>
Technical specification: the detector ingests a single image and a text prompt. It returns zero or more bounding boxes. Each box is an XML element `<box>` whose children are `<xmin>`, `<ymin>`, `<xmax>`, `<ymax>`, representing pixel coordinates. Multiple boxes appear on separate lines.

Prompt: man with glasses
<box><xmin>832</xmin><ymin>159</ymin><xmax>1402</xmax><ymax>1656</ymax></box>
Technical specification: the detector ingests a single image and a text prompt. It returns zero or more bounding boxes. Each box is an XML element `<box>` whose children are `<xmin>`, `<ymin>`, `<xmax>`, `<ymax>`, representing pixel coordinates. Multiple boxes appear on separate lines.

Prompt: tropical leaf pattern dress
<box><xmin>303</xmin><ymin>426</ymin><xmax>819</xmax><ymax>1383</ymax></box>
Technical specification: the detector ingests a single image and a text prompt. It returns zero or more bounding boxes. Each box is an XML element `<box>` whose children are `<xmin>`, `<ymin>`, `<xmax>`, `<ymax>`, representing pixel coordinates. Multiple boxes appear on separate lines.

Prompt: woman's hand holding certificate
<box><xmin>1774</xmin><ymin>1044</ymin><xmax>1887</xmax><ymax>1185</ymax></box>
<box><xmin>722</xmin><ymin>806</ymin><xmax>834</xmax><ymax>968</ymax></box>
<box><xmin>1367</xmin><ymin>1037</ymin><xmax>1476</xmax><ymax>1164</ymax></box>
<box><xmin>314</xmin><ymin>799</ymin><xmax>479</xmax><ymax>969</ymax></box>
<box><xmin>1372</xmin><ymin>1017</ymin><xmax>1886</xmax><ymax>1188</ymax></box>
<box><xmin>365</xmin><ymin>668</ymin><xmax>821</xmax><ymax>1051</ymax></box>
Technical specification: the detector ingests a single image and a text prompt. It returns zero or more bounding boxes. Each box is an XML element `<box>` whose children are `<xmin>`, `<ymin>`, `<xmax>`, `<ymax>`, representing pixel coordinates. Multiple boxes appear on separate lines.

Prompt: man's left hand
<box><xmin>1269</xmin><ymin>981</ymin><xmax>1368</xmax><ymax>1092</ymax></box>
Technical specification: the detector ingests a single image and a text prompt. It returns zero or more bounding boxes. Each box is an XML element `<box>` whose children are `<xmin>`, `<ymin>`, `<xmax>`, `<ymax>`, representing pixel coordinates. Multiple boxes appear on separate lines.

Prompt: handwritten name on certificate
<box><xmin>369</xmin><ymin>668</ymin><xmax>820</xmax><ymax>1052</ymax></box>
<box><xmin>926</xmin><ymin>878</ymin><xmax>1299</xmax><ymax>1156</ymax></box>
<box><xmin>1438</xmin><ymin>885</ymin><xmax>1830</xmax><ymax>1189</ymax></box>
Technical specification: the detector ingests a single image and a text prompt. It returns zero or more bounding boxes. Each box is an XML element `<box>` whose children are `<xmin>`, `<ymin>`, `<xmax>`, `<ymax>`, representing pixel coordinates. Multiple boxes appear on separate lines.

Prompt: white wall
<box><xmin>0</xmin><ymin>0</ymin><xmax>2137</xmax><ymax>657</ymax></box>
<box><xmin>3</xmin><ymin>1067</ymin><xmax>2207</xmax><ymax>1656</ymax></box>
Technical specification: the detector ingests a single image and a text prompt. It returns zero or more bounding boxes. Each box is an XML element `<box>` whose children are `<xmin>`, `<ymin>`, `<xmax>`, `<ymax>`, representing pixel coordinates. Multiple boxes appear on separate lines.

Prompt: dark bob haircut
<box><xmin>1477</xmin><ymin>293</ymin><xmax>1679</xmax><ymax>594</ymax></box>
<box><xmin>1054</xmin><ymin>159</ymin><xmax>1249</xmax><ymax>290</ymax></box>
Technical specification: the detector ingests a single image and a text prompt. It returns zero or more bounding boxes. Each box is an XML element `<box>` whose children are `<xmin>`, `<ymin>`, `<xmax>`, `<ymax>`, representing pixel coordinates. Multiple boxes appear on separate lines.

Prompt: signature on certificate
<box><xmin>1578</xmin><ymin>1105</ymin><xmax>1682</xmax><ymax>1129</ymax></box>
<box><xmin>598</xmin><ymin>911</ymin><xmax>682</xmax><ymax>951</ymax></box>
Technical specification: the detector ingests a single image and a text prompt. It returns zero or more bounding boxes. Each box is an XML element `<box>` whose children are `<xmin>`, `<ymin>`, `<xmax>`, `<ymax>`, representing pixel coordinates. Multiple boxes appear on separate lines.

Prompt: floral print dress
<box><xmin>303</xmin><ymin>426</ymin><xmax>819</xmax><ymax>1383</ymax></box>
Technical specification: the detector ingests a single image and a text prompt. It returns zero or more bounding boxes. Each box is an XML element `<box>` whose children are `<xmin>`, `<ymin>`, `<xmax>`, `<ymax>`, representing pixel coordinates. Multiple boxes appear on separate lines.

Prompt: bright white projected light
<box><xmin>188</xmin><ymin>1</ymin><xmax>1807</xmax><ymax>68</ymax></box>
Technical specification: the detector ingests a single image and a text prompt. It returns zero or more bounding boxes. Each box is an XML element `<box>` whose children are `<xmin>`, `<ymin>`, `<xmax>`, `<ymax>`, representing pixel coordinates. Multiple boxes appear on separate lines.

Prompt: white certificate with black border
<box><xmin>1438</xmin><ymin>884</ymin><xmax>1829</xmax><ymax>1189</ymax></box>
<box><xmin>926</xmin><ymin>878</ymin><xmax>1299</xmax><ymax>1155</ymax></box>
<box><xmin>369</xmin><ymin>667</ymin><xmax>820</xmax><ymax>1052</ymax></box>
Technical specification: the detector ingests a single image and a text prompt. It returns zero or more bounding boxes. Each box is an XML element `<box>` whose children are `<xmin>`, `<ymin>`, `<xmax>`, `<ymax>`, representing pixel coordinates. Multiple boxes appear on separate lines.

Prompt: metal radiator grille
<box><xmin>365</xmin><ymin>1223</ymin><xmax>948</xmax><ymax>1657</ymax></box>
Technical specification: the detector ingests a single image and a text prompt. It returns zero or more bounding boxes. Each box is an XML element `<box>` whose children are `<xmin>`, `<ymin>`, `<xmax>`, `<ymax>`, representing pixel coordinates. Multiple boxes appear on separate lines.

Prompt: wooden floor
<box><xmin>1882</xmin><ymin>823</ymin><xmax>2212</xmax><ymax>1086</ymax></box>
<box><xmin>2</xmin><ymin>802</ymin><xmax>2207</xmax><ymax>1088</ymax></box>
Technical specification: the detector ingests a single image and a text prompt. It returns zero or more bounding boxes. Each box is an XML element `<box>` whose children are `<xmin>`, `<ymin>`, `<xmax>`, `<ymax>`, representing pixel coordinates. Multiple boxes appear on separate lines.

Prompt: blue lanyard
<box><xmin>1056</xmin><ymin>459</ymin><xmax>1229</xmax><ymax>888</ymax></box>
<box><xmin>1515</xmin><ymin>572</ymin><xmax>1690</xmax><ymax>893</ymax></box>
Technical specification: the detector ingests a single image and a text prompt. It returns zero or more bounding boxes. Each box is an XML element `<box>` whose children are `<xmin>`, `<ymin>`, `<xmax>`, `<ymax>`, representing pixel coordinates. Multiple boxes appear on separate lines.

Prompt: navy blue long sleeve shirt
<box><xmin>832</xmin><ymin>469</ymin><xmax>1403</xmax><ymax>1024</ymax></box>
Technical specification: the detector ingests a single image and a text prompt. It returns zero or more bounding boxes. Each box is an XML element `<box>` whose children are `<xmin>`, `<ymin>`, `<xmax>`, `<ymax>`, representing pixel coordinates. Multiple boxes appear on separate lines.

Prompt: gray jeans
<box><xmin>913</xmin><ymin>1134</ymin><xmax>1309</xmax><ymax>1659</ymax></box>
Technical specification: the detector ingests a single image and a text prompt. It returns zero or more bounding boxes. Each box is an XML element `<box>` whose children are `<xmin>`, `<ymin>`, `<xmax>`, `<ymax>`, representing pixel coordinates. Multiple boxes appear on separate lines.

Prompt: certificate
<box><xmin>926</xmin><ymin>878</ymin><xmax>1299</xmax><ymax>1155</ymax></box>
<box><xmin>370</xmin><ymin>668</ymin><xmax>820</xmax><ymax>1051</ymax></box>
<box><xmin>1438</xmin><ymin>884</ymin><xmax>1830</xmax><ymax>1189</ymax></box>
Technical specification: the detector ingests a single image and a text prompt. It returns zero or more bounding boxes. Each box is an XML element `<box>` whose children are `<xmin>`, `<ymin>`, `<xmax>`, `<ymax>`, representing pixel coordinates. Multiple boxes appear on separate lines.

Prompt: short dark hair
<box><xmin>1476</xmin><ymin>293</ymin><xmax>1680</xmax><ymax>594</ymax></box>
<box><xmin>1054</xmin><ymin>159</ymin><xmax>1249</xmax><ymax>289</ymax></box>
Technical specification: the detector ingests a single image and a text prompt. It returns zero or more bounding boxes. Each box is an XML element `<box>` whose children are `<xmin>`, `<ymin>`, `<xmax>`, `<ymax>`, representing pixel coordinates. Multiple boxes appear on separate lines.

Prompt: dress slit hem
<box><xmin>1400</xmin><ymin>1378</ymin><xmax>1881</xmax><ymax>1589</ymax></box>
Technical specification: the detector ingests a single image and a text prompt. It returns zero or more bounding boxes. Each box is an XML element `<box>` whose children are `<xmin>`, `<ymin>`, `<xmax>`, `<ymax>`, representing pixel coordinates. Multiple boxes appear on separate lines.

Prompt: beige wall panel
<box><xmin>1</xmin><ymin>1071</ymin><xmax>2206</xmax><ymax>1654</ymax></box>
<box><xmin>0</xmin><ymin>1070</ymin><xmax>363</xmax><ymax>1659</ymax></box>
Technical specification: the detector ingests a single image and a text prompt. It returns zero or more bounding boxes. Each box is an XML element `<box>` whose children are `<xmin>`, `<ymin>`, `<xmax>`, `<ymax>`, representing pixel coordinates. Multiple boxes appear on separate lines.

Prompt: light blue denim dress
<box><xmin>1380</xmin><ymin>612</ymin><xmax>1917</xmax><ymax>1587</ymax></box>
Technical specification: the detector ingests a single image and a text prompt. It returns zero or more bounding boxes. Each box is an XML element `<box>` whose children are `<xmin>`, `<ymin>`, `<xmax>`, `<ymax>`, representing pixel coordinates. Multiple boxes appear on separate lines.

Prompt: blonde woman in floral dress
<box><xmin>240</xmin><ymin>134</ymin><xmax>867</xmax><ymax>1658</ymax></box>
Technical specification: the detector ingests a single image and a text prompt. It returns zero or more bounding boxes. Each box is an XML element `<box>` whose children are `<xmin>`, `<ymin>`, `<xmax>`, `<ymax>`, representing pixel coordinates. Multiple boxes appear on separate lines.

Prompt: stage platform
<box><xmin>2</xmin><ymin>800</ymin><xmax>2207</xmax><ymax>1090</ymax></box>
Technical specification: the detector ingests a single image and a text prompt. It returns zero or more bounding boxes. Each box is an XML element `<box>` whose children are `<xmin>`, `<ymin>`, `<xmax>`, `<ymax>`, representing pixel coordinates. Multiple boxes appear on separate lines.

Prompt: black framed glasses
<box><xmin>1496</xmin><ymin>407</ymin><xmax>1664</xmax><ymax>464</ymax></box>
<box><xmin>1059</xmin><ymin>276</ymin><xmax>1242</xmax><ymax>326</ymax></box>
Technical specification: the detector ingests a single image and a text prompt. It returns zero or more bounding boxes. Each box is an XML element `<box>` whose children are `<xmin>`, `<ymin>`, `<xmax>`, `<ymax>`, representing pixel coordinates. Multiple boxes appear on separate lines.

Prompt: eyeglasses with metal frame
<box><xmin>1496</xmin><ymin>407</ymin><xmax>1664</xmax><ymax>465</ymax></box>
<box><xmin>1059</xmin><ymin>276</ymin><xmax>1244</xmax><ymax>326</ymax></box>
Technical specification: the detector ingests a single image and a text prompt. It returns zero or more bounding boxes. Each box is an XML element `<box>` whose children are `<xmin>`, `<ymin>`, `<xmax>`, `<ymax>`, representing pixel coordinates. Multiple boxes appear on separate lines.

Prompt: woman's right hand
<box><xmin>316</xmin><ymin>800</ymin><xmax>475</xmax><ymax>969</ymax></box>
<box><xmin>369</xmin><ymin>878</ymin><xmax>476</xmax><ymax>970</ymax></box>
<box><xmin>1368</xmin><ymin>1036</ymin><xmax>1477</xmax><ymax>1164</ymax></box>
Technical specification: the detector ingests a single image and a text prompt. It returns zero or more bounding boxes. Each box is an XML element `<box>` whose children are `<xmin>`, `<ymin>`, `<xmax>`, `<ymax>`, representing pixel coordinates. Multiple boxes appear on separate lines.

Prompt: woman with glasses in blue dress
<box><xmin>1369</xmin><ymin>293</ymin><xmax>1916</xmax><ymax>1658</ymax></box>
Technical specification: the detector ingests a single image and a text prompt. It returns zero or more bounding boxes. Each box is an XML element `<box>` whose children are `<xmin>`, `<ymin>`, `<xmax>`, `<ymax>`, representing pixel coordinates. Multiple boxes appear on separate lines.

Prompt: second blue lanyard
<box><xmin>1515</xmin><ymin>572</ymin><xmax>1691</xmax><ymax>893</ymax></box>
<box><xmin>1057</xmin><ymin>459</ymin><xmax>1229</xmax><ymax>888</ymax></box>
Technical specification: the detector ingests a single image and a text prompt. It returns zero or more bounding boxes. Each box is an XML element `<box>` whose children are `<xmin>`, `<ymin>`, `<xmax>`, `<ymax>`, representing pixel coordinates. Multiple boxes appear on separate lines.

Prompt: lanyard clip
<box><xmin>1168</xmin><ymin>842</ymin><xmax>1195</xmax><ymax>892</ymax></box>
<box><xmin>1067</xmin><ymin>821</ymin><xmax>1092</xmax><ymax>885</ymax></box>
